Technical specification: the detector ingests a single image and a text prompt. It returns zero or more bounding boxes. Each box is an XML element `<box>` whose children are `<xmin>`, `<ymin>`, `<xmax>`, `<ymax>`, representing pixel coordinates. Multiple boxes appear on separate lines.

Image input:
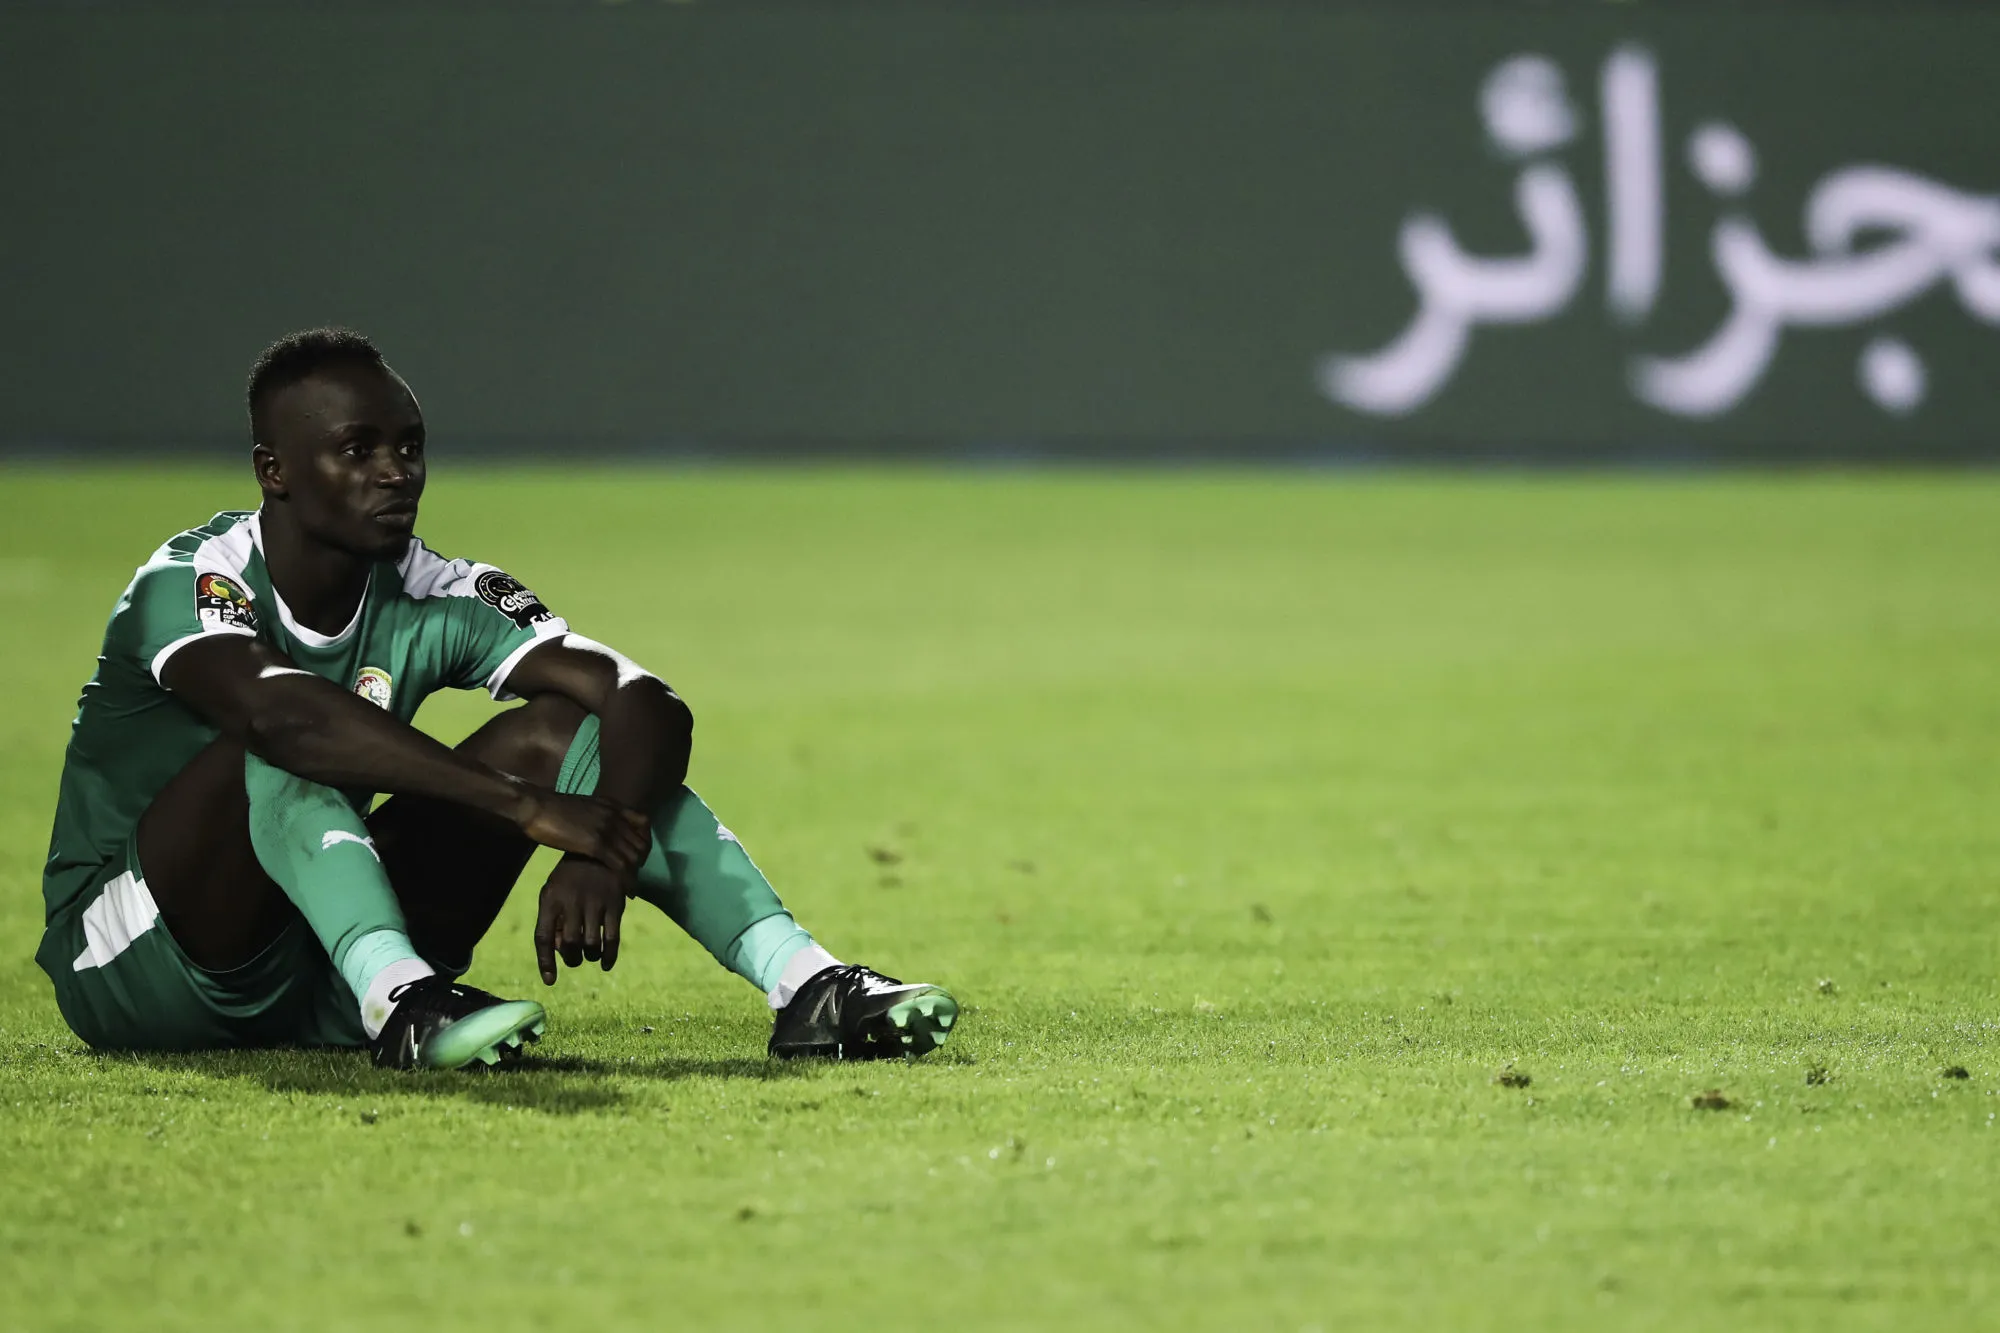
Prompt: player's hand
<box><xmin>515</xmin><ymin>787</ymin><xmax>650</xmax><ymax>873</ymax></box>
<box><xmin>533</xmin><ymin>855</ymin><xmax>631</xmax><ymax>985</ymax></box>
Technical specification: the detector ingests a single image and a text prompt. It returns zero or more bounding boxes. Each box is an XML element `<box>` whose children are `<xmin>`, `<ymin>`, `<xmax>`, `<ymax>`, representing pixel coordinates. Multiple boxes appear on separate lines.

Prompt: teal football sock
<box><xmin>725</xmin><ymin>911</ymin><xmax>817</xmax><ymax>995</ymax></box>
<box><xmin>243</xmin><ymin>753</ymin><xmax>431</xmax><ymax>1034</ymax></box>
<box><xmin>555</xmin><ymin>715</ymin><xmax>821</xmax><ymax>991</ymax></box>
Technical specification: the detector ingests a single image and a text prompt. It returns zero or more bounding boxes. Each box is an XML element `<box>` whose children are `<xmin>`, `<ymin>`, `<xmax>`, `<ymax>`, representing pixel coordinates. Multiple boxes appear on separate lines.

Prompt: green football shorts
<box><xmin>36</xmin><ymin>835</ymin><xmax>367</xmax><ymax>1052</ymax></box>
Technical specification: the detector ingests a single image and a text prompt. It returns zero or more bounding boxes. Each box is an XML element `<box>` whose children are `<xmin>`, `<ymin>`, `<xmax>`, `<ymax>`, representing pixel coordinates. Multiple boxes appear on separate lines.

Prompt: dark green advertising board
<box><xmin>2</xmin><ymin>3</ymin><xmax>1996</xmax><ymax>460</ymax></box>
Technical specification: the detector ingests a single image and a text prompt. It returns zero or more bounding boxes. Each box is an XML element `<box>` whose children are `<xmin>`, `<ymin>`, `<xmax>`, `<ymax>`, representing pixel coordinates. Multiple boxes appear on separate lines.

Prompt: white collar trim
<box><xmin>249</xmin><ymin>512</ymin><xmax>370</xmax><ymax>649</ymax></box>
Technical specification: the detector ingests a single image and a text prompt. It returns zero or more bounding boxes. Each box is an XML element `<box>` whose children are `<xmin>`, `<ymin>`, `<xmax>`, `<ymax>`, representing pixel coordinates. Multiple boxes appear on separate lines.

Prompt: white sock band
<box><xmin>770</xmin><ymin>944</ymin><xmax>841</xmax><ymax>1010</ymax></box>
<box><xmin>359</xmin><ymin>955</ymin><xmax>437</xmax><ymax>1039</ymax></box>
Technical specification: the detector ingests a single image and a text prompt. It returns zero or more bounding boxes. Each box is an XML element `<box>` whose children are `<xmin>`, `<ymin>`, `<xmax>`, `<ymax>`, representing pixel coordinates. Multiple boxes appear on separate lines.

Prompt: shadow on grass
<box><xmin>101</xmin><ymin>1047</ymin><xmax>820</xmax><ymax>1115</ymax></box>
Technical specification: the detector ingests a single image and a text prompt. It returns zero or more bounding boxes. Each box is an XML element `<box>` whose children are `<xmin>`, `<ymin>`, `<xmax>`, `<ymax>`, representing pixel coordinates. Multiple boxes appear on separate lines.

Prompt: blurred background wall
<box><xmin>3</xmin><ymin>1</ymin><xmax>1995</xmax><ymax>462</ymax></box>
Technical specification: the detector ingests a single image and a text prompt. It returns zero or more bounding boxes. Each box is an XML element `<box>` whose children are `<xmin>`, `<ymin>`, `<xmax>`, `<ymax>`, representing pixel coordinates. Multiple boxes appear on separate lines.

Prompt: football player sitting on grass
<box><xmin>37</xmin><ymin>327</ymin><xmax>957</xmax><ymax>1069</ymax></box>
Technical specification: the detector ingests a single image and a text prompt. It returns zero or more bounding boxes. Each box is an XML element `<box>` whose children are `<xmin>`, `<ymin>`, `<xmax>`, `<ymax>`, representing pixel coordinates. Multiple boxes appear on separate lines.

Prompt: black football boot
<box><xmin>370</xmin><ymin>975</ymin><xmax>547</xmax><ymax>1070</ymax></box>
<box><xmin>768</xmin><ymin>964</ymin><xmax>958</xmax><ymax>1060</ymax></box>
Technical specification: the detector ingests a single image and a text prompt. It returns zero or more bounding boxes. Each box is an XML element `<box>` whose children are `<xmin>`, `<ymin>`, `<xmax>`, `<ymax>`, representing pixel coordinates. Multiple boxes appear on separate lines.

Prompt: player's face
<box><xmin>259</xmin><ymin>363</ymin><xmax>427</xmax><ymax>560</ymax></box>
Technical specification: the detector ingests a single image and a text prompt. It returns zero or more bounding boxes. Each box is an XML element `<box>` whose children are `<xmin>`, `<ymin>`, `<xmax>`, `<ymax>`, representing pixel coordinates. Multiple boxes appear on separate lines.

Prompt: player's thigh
<box><xmin>135</xmin><ymin>734</ymin><xmax>294</xmax><ymax>970</ymax></box>
<box><xmin>37</xmin><ymin>833</ymin><xmax>354</xmax><ymax>1052</ymax></box>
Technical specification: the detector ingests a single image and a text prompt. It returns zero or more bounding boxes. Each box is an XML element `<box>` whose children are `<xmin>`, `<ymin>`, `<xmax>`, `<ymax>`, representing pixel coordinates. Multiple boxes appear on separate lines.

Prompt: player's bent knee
<box><xmin>464</xmin><ymin>693</ymin><xmax>590</xmax><ymax>786</ymax></box>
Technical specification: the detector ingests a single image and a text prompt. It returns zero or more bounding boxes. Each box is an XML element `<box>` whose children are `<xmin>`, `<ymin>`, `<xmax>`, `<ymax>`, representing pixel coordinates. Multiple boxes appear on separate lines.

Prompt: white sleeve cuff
<box><xmin>150</xmin><ymin>626</ymin><xmax>258</xmax><ymax>686</ymax></box>
<box><xmin>485</xmin><ymin>620</ymin><xmax>571</xmax><ymax>701</ymax></box>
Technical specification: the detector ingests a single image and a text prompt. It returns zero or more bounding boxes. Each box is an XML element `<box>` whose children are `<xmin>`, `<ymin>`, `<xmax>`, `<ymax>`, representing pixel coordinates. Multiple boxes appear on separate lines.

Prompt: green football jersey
<box><xmin>42</xmin><ymin>509</ymin><xmax>568</xmax><ymax>921</ymax></box>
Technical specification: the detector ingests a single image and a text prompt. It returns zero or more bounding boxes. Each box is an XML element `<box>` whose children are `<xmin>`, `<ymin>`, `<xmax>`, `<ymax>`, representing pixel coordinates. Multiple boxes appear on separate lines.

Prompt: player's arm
<box><xmin>501</xmin><ymin>634</ymin><xmax>692</xmax><ymax>810</ymax></box>
<box><xmin>489</xmin><ymin>634</ymin><xmax>693</xmax><ymax>982</ymax></box>
<box><xmin>160</xmin><ymin>634</ymin><xmax>650</xmax><ymax>871</ymax></box>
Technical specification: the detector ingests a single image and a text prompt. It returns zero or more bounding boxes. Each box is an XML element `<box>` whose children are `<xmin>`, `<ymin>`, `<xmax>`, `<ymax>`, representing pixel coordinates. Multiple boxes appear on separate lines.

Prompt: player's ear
<box><xmin>252</xmin><ymin>441</ymin><xmax>288</xmax><ymax>501</ymax></box>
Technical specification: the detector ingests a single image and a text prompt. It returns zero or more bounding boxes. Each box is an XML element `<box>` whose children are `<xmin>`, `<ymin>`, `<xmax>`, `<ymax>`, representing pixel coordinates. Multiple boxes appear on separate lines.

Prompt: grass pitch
<box><xmin>3</xmin><ymin>468</ymin><xmax>1999</xmax><ymax>1331</ymax></box>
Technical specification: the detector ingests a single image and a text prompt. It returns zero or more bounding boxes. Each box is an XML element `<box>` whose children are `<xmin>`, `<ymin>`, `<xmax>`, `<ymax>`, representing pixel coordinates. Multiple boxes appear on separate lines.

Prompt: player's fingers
<box><xmin>534</xmin><ymin>910</ymin><xmax>558</xmax><ymax>986</ymax></box>
<box><xmin>581</xmin><ymin>899</ymin><xmax>603</xmax><ymax>963</ymax></box>
<box><xmin>602</xmin><ymin>902</ymin><xmax>621</xmax><ymax>972</ymax></box>
<box><xmin>558</xmin><ymin>906</ymin><xmax>585</xmax><ymax>969</ymax></box>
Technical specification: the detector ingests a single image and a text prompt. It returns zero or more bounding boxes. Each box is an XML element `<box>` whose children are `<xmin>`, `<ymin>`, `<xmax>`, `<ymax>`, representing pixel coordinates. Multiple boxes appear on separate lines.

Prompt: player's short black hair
<box><xmin>246</xmin><ymin>327</ymin><xmax>387</xmax><ymax>441</ymax></box>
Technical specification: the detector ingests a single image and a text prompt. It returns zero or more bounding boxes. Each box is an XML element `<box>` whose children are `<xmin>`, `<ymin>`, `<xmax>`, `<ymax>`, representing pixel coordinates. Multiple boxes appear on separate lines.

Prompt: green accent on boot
<box><xmin>884</xmin><ymin>989</ymin><xmax>958</xmax><ymax>1058</ymax></box>
<box><xmin>421</xmin><ymin>1001</ymin><xmax>548</xmax><ymax>1070</ymax></box>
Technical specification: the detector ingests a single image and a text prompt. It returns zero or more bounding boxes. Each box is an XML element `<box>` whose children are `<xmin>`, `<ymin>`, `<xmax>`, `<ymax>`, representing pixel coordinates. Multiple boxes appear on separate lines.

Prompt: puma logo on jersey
<box><xmin>321</xmin><ymin>830</ymin><xmax>380</xmax><ymax>860</ymax></box>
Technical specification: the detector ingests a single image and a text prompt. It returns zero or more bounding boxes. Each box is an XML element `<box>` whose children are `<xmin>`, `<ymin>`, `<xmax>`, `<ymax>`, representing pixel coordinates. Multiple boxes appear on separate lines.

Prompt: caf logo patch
<box><xmin>474</xmin><ymin>569</ymin><xmax>553</xmax><ymax>630</ymax></box>
<box><xmin>194</xmin><ymin>571</ymin><xmax>257</xmax><ymax>632</ymax></box>
<box><xmin>353</xmin><ymin>666</ymin><xmax>394</xmax><ymax>710</ymax></box>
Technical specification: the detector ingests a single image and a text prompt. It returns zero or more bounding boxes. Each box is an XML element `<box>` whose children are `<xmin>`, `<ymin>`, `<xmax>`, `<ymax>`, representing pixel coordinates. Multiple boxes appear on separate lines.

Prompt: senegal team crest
<box><xmin>353</xmin><ymin>666</ymin><xmax>393</xmax><ymax>709</ymax></box>
<box><xmin>194</xmin><ymin>572</ymin><xmax>257</xmax><ymax>632</ymax></box>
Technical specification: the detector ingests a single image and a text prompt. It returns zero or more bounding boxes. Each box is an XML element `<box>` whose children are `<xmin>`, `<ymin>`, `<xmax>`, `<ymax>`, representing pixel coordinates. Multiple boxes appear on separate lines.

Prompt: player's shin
<box><xmin>243</xmin><ymin>753</ymin><xmax>433</xmax><ymax>1036</ymax></box>
<box><xmin>553</xmin><ymin>716</ymin><xmax>837</xmax><ymax>1004</ymax></box>
<box><xmin>641</xmin><ymin>790</ymin><xmax>839</xmax><ymax>1006</ymax></box>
